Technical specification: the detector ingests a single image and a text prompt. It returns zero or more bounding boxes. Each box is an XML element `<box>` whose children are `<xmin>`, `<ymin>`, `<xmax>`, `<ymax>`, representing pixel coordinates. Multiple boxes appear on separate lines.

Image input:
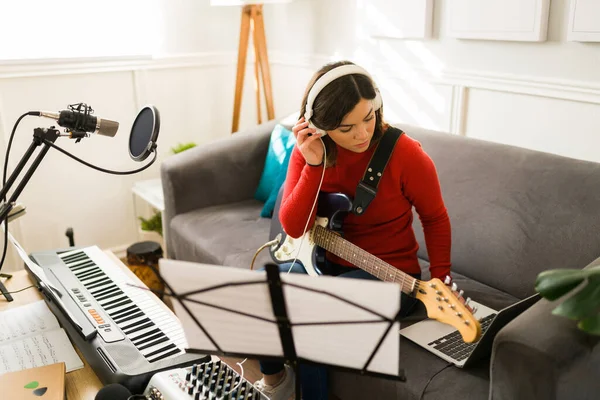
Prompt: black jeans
<box><xmin>258</xmin><ymin>261</ymin><xmax>421</xmax><ymax>399</ymax></box>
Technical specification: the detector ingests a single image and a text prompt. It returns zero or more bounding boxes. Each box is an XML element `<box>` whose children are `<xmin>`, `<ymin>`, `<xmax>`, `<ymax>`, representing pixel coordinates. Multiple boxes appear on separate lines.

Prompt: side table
<box><xmin>131</xmin><ymin>178</ymin><xmax>167</xmax><ymax>254</ymax></box>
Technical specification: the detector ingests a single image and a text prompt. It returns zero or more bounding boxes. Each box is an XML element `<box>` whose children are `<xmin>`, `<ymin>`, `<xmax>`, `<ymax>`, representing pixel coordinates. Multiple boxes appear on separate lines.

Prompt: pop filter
<box><xmin>129</xmin><ymin>105</ymin><xmax>160</xmax><ymax>162</ymax></box>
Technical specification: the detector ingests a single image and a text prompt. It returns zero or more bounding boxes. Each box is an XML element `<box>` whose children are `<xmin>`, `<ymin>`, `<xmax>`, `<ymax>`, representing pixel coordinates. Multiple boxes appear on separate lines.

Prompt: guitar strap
<box><xmin>352</xmin><ymin>126</ymin><xmax>404</xmax><ymax>215</ymax></box>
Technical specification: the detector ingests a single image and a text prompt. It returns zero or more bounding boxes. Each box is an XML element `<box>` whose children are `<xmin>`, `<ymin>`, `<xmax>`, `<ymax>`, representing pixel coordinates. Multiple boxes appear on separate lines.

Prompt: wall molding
<box><xmin>0</xmin><ymin>53</ymin><xmax>236</xmax><ymax>79</ymax></box>
<box><xmin>1</xmin><ymin>51</ymin><xmax>599</xmax><ymax>106</ymax></box>
<box><xmin>288</xmin><ymin>52</ymin><xmax>600</xmax><ymax>106</ymax></box>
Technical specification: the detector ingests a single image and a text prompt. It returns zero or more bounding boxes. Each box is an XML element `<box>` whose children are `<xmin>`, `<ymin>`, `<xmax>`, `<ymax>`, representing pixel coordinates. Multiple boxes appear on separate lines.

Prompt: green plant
<box><xmin>139</xmin><ymin>210</ymin><xmax>162</xmax><ymax>237</ymax></box>
<box><xmin>136</xmin><ymin>142</ymin><xmax>197</xmax><ymax>237</ymax></box>
<box><xmin>535</xmin><ymin>265</ymin><xmax>600</xmax><ymax>335</ymax></box>
<box><xmin>171</xmin><ymin>142</ymin><xmax>197</xmax><ymax>154</ymax></box>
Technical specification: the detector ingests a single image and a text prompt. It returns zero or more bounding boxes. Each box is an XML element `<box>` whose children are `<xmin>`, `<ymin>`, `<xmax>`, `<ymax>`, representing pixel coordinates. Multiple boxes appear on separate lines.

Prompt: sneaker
<box><xmin>254</xmin><ymin>364</ymin><xmax>295</xmax><ymax>400</ymax></box>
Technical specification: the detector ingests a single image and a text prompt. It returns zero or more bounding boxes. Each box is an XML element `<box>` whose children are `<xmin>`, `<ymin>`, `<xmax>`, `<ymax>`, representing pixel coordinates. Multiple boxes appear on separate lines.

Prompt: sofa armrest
<box><xmin>490</xmin><ymin>295</ymin><xmax>600</xmax><ymax>400</ymax></box>
<box><xmin>161</xmin><ymin>120</ymin><xmax>277</xmax><ymax>252</ymax></box>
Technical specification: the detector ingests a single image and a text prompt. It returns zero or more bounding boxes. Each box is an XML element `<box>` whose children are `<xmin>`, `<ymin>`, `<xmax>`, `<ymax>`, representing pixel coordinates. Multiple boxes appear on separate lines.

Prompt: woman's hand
<box><xmin>292</xmin><ymin>117</ymin><xmax>325</xmax><ymax>166</ymax></box>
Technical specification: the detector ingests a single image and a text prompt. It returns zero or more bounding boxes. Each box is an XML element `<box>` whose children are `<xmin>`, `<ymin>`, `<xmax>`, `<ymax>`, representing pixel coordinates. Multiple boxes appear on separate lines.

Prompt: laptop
<box><xmin>399</xmin><ymin>293</ymin><xmax>540</xmax><ymax>368</ymax></box>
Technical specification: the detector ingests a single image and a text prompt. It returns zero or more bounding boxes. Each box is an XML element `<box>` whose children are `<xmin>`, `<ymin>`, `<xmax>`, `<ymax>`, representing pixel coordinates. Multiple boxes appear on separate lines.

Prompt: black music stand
<box><xmin>148</xmin><ymin>259</ymin><xmax>406</xmax><ymax>399</ymax></box>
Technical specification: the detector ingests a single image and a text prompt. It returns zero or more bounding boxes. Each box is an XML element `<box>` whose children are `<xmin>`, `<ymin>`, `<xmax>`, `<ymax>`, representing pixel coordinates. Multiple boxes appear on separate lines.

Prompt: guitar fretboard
<box><xmin>312</xmin><ymin>225</ymin><xmax>417</xmax><ymax>294</ymax></box>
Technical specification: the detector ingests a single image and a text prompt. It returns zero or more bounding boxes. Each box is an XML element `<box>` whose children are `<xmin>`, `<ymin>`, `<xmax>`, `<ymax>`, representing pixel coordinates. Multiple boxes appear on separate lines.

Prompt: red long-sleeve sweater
<box><xmin>279</xmin><ymin>130</ymin><xmax>452</xmax><ymax>280</ymax></box>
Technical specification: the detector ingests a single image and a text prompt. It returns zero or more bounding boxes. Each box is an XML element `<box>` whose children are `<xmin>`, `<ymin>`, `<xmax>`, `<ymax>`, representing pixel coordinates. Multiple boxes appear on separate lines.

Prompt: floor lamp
<box><xmin>213</xmin><ymin>1</ymin><xmax>292</xmax><ymax>133</ymax></box>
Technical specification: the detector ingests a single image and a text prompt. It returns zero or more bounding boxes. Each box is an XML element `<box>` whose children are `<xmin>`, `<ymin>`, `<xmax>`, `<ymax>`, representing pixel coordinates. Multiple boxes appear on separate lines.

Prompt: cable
<box><xmin>0</xmin><ymin>112</ymin><xmax>39</xmax><ymax>276</ymax></box>
<box><xmin>230</xmin><ymin>358</ymin><xmax>247</xmax><ymax>394</ymax></box>
<box><xmin>287</xmin><ymin>139</ymin><xmax>327</xmax><ymax>275</ymax></box>
<box><xmin>2</xmin><ymin>284</ymin><xmax>36</xmax><ymax>295</ymax></box>
<box><xmin>418</xmin><ymin>363</ymin><xmax>453</xmax><ymax>400</ymax></box>
<box><xmin>250</xmin><ymin>239</ymin><xmax>281</xmax><ymax>270</ymax></box>
<box><xmin>42</xmin><ymin>139</ymin><xmax>157</xmax><ymax>175</ymax></box>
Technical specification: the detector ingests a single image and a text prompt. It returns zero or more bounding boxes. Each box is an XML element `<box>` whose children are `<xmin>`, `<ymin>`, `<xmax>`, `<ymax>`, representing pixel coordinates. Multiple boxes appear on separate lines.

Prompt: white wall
<box><xmin>309</xmin><ymin>0</ymin><xmax>600</xmax><ymax>160</ymax></box>
<box><xmin>1</xmin><ymin>0</ymin><xmax>599</xmax><ymax>272</ymax></box>
<box><xmin>0</xmin><ymin>0</ymin><xmax>317</xmax><ymax>271</ymax></box>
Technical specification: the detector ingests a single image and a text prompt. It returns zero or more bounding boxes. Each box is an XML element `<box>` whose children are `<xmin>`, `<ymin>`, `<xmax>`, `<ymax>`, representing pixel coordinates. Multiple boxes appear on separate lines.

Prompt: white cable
<box><xmin>229</xmin><ymin>358</ymin><xmax>246</xmax><ymax>395</ymax></box>
<box><xmin>287</xmin><ymin>138</ymin><xmax>327</xmax><ymax>274</ymax></box>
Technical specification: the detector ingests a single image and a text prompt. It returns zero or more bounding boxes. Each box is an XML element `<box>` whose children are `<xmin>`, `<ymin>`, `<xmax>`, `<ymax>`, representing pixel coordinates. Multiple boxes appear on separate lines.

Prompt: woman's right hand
<box><xmin>292</xmin><ymin>117</ymin><xmax>325</xmax><ymax>166</ymax></box>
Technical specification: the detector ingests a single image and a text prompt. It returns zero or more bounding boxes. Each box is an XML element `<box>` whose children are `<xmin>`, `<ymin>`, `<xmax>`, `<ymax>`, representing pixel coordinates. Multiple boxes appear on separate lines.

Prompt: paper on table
<box><xmin>3</xmin><ymin>228</ymin><xmax>83</xmax><ymax>331</ymax></box>
<box><xmin>2</xmin><ymin>228</ymin><xmax>59</xmax><ymax>293</ymax></box>
<box><xmin>0</xmin><ymin>300</ymin><xmax>59</xmax><ymax>344</ymax></box>
<box><xmin>0</xmin><ymin>328</ymin><xmax>84</xmax><ymax>374</ymax></box>
<box><xmin>0</xmin><ymin>301</ymin><xmax>84</xmax><ymax>375</ymax></box>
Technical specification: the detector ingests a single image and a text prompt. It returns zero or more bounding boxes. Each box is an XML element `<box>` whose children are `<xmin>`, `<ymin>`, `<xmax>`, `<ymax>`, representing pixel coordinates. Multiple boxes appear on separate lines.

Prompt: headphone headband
<box><xmin>304</xmin><ymin>64</ymin><xmax>382</xmax><ymax>122</ymax></box>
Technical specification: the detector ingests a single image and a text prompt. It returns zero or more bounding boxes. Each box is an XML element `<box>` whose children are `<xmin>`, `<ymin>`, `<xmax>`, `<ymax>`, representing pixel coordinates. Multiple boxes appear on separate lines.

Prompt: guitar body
<box><xmin>269</xmin><ymin>191</ymin><xmax>353</xmax><ymax>276</ymax></box>
<box><xmin>268</xmin><ymin>188</ymin><xmax>482</xmax><ymax>343</ymax></box>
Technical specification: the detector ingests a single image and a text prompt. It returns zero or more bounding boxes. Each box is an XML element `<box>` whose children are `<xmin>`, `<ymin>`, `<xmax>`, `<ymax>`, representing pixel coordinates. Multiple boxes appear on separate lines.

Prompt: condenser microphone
<box><xmin>38</xmin><ymin>104</ymin><xmax>119</xmax><ymax>137</ymax></box>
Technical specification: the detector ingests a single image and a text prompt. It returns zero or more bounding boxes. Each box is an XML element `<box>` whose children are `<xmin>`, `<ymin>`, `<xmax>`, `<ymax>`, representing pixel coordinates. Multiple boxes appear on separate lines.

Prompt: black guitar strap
<box><xmin>352</xmin><ymin>126</ymin><xmax>403</xmax><ymax>215</ymax></box>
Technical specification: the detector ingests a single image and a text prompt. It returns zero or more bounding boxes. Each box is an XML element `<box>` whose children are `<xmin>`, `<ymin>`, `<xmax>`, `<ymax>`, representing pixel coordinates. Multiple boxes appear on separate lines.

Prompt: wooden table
<box><xmin>0</xmin><ymin>270</ymin><xmax>103</xmax><ymax>400</ymax></box>
<box><xmin>0</xmin><ymin>258</ymin><xmax>266</xmax><ymax>400</ymax></box>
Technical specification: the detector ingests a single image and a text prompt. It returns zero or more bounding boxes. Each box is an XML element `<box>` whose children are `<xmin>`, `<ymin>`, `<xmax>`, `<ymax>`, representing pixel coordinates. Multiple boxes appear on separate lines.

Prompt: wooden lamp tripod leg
<box><xmin>232</xmin><ymin>5</ymin><xmax>252</xmax><ymax>133</ymax></box>
<box><xmin>232</xmin><ymin>4</ymin><xmax>275</xmax><ymax>134</ymax></box>
<box><xmin>253</xmin><ymin>5</ymin><xmax>275</xmax><ymax>121</ymax></box>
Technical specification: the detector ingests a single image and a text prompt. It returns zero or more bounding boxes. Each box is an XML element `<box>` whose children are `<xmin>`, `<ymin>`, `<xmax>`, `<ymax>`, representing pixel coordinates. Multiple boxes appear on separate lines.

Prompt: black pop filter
<box><xmin>129</xmin><ymin>105</ymin><xmax>160</xmax><ymax>162</ymax></box>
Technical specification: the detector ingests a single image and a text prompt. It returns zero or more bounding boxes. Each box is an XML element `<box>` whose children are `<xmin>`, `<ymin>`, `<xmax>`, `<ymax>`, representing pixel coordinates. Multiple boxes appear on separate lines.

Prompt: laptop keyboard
<box><xmin>427</xmin><ymin>313</ymin><xmax>496</xmax><ymax>361</ymax></box>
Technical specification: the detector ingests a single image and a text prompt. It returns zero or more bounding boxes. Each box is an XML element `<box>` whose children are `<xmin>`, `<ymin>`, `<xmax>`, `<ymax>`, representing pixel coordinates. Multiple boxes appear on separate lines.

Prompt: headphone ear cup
<box><xmin>308</xmin><ymin>121</ymin><xmax>327</xmax><ymax>136</ymax></box>
<box><xmin>372</xmin><ymin>89</ymin><xmax>383</xmax><ymax>111</ymax></box>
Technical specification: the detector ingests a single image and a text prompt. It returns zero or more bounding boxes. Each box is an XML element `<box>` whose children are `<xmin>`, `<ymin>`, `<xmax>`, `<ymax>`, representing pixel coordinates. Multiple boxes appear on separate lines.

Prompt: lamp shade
<box><xmin>211</xmin><ymin>0</ymin><xmax>293</xmax><ymax>5</ymax></box>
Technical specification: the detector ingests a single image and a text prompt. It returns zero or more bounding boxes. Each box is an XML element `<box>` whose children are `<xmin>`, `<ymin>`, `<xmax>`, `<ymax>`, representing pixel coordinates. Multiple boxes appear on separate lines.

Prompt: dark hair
<box><xmin>300</xmin><ymin>60</ymin><xmax>387</xmax><ymax>167</ymax></box>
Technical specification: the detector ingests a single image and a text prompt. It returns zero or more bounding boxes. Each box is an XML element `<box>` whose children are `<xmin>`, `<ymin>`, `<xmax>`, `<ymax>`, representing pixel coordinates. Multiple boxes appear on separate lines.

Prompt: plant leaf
<box><xmin>535</xmin><ymin>269</ymin><xmax>587</xmax><ymax>300</ymax></box>
<box><xmin>577</xmin><ymin>313</ymin><xmax>600</xmax><ymax>335</ymax></box>
<box><xmin>551</xmin><ymin>276</ymin><xmax>600</xmax><ymax>319</ymax></box>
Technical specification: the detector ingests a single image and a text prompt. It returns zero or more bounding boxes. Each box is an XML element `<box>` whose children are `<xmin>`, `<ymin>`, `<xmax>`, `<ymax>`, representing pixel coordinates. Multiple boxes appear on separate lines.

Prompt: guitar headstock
<box><xmin>414</xmin><ymin>278</ymin><xmax>482</xmax><ymax>343</ymax></box>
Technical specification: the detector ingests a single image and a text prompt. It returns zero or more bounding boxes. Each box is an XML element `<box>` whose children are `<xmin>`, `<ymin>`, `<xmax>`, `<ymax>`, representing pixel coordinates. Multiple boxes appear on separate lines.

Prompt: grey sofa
<box><xmin>161</xmin><ymin>119</ymin><xmax>600</xmax><ymax>399</ymax></box>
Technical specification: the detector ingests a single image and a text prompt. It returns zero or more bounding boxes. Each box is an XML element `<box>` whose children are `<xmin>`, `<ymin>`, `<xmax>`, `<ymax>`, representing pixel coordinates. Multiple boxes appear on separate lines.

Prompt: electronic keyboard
<box><xmin>27</xmin><ymin>245</ymin><xmax>210</xmax><ymax>393</ymax></box>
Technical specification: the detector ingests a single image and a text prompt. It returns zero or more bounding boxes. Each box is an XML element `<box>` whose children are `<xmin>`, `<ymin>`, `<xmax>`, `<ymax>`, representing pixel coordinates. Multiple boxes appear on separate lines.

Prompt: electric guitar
<box><xmin>269</xmin><ymin>192</ymin><xmax>482</xmax><ymax>343</ymax></box>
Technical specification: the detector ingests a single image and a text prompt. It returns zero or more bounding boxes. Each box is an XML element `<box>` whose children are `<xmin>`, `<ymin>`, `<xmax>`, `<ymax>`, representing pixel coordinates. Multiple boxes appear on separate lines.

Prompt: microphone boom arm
<box><xmin>0</xmin><ymin>127</ymin><xmax>60</xmax><ymax>235</ymax></box>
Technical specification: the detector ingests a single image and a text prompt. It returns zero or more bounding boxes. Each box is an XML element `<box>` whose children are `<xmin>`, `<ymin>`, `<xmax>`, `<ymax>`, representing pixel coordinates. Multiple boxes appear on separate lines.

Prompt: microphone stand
<box><xmin>0</xmin><ymin>126</ymin><xmax>61</xmax><ymax>301</ymax></box>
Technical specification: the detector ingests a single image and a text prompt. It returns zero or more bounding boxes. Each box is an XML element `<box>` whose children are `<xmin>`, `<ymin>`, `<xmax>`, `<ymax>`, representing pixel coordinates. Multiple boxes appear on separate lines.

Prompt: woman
<box><xmin>253</xmin><ymin>60</ymin><xmax>453</xmax><ymax>400</ymax></box>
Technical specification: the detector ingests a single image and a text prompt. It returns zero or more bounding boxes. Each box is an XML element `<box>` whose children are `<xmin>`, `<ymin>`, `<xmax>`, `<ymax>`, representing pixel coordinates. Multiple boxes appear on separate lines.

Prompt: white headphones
<box><xmin>304</xmin><ymin>64</ymin><xmax>383</xmax><ymax>136</ymax></box>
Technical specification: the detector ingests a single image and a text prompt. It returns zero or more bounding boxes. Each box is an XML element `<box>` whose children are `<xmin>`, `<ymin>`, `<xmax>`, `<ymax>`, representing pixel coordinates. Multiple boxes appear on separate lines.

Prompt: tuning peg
<box><xmin>458</xmin><ymin>290</ymin><xmax>464</xmax><ymax>298</ymax></box>
<box><xmin>465</xmin><ymin>297</ymin><xmax>471</xmax><ymax>306</ymax></box>
<box><xmin>451</xmin><ymin>282</ymin><xmax>458</xmax><ymax>292</ymax></box>
<box><xmin>471</xmin><ymin>306</ymin><xmax>478</xmax><ymax>314</ymax></box>
<box><xmin>444</xmin><ymin>276</ymin><xmax>452</xmax><ymax>285</ymax></box>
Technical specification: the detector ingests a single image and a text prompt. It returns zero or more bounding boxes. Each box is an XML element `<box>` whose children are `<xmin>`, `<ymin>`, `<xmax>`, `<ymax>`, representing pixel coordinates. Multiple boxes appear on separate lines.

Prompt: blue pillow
<box><xmin>254</xmin><ymin>124</ymin><xmax>296</xmax><ymax>209</ymax></box>
<box><xmin>261</xmin><ymin>147</ymin><xmax>293</xmax><ymax>217</ymax></box>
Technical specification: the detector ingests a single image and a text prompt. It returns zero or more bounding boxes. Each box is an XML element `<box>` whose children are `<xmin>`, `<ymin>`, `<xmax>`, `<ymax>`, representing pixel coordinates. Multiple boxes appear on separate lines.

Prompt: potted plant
<box><xmin>535</xmin><ymin>265</ymin><xmax>600</xmax><ymax>335</ymax></box>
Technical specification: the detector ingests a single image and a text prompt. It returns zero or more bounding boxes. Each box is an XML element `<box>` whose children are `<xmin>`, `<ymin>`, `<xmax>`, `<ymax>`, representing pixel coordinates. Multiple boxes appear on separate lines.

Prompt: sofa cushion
<box><xmin>330</xmin><ymin>268</ymin><xmax>519</xmax><ymax>400</ymax></box>
<box><xmin>254</xmin><ymin>124</ymin><xmax>295</xmax><ymax>216</ymax></box>
<box><xmin>169</xmin><ymin>199</ymin><xmax>273</xmax><ymax>270</ymax></box>
<box><xmin>400</xmin><ymin>123</ymin><xmax>600</xmax><ymax>300</ymax></box>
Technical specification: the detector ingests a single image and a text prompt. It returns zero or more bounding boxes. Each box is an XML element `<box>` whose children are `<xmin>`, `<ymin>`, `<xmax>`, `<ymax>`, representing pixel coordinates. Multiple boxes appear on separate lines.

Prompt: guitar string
<box><xmin>314</xmin><ymin>226</ymin><xmax>416</xmax><ymax>294</ymax></box>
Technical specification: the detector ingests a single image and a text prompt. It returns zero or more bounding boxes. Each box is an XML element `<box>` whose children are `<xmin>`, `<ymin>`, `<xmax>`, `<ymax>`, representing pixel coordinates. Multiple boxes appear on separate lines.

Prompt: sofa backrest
<box><xmin>398</xmin><ymin>123</ymin><xmax>600</xmax><ymax>299</ymax></box>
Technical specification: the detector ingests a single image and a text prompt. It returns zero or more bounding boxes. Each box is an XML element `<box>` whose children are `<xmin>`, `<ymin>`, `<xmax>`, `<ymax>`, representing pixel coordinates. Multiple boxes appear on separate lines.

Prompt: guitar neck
<box><xmin>312</xmin><ymin>225</ymin><xmax>418</xmax><ymax>295</ymax></box>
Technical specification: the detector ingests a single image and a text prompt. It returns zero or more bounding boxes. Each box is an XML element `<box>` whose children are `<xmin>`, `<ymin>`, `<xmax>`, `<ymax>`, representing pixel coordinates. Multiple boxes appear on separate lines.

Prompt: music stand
<box><xmin>151</xmin><ymin>259</ymin><xmax>406</xmax><ymax>399</ymax></box>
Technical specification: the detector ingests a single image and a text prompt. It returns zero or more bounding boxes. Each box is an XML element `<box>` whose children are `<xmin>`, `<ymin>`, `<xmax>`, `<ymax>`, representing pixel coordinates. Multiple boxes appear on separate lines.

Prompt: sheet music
<box><xmin>0</xmin><ymin>301</ymin><xmax>59</xmax><ymax>344</ymax></box>
<box><xmin>0</xmin><ymin>301</ymin><xmax>84</xmax><ymax>375</ymax></box>
<box><xmin>160</xmin><ymin>259</ymin><xmax>402</xmax><ymax>376</ymax></box>
<box><xmin>0</xmin><ymin>329</ymin><xmax>83</xmax><ymax>374</ymax></box>
<box><xmin>3</xmin><ymin>228</ymin><xmax>59</xmax><ymax>293</ymax></box>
